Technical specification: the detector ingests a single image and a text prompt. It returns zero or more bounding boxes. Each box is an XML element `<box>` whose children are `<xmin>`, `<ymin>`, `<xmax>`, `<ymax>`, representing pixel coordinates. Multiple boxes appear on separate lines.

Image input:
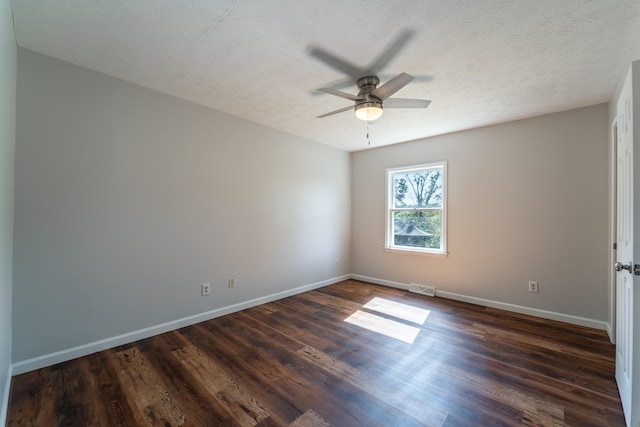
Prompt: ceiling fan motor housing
<box><xmin>355</xmin><ymin>76</ymin><xmax>383</xmax><ymax>120</ymax></box>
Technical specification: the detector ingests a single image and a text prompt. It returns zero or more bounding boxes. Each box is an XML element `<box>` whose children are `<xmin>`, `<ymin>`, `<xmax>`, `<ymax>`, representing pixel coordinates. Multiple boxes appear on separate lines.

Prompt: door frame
<box><xmin>609</xmin><ymin>119</ymin><xmax>617</xmax><ymax>344</ymax></box>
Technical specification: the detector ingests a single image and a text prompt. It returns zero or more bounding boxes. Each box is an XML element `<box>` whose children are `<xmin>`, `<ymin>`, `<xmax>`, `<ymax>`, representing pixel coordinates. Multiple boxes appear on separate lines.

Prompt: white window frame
<box><xmin>385</xmin><ymin>162</ymin><xmax>447</xmax><ymax>256</ymax></box>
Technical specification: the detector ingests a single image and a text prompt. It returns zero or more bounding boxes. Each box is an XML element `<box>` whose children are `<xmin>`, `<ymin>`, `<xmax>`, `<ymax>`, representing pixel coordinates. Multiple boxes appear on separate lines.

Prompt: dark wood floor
<box><xmin>8</xmin><ymin>280</ymin><xmax>625</xmax><ymax>426</ymax></box>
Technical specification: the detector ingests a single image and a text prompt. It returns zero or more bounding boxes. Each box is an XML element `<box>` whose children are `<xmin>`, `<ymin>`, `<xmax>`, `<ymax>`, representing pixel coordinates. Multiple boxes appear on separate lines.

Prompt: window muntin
<box><xmin>386</xmin><ymin>162</ymin><xmax>447</xmax><ymax>254</ymax></box>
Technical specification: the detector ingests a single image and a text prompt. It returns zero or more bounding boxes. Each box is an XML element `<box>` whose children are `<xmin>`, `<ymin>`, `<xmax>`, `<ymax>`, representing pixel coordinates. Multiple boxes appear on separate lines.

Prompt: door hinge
<box><xmin>613</xmin><ymin>243</ymin><xmax>617</xmax><ymax>250</ymax></box>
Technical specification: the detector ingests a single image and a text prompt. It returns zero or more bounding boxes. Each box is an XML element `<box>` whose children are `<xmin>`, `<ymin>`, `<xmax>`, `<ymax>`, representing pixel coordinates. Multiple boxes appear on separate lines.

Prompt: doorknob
<box><xmin>615</xmin><ymin>262</ymin><xmax>633</xmax><ymax>273</ymax></box>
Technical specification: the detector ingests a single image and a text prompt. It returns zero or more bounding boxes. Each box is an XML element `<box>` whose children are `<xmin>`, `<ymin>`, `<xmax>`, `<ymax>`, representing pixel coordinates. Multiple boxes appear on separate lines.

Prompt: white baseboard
<box><xmin>12</xmin><ymin>275</ymin><xmax>350</xmax><ymax>375</ymax></box>
<box><xmin>350</xmin><ymin>274</ymin><xmax>608</xmax><ymax>331</ymax></box>
<box><xmin>0</xmin><ymin>363</ymin><xmax>12</xmax><ymax>427</ymax></box>
<box><xmin>11</xmin><ymin>273</ymin><xmax>608</xmax><ymax>376</ymax></box>
<box><xmin>607</xmin><ymin>323</ymin><xmax>615</xmax><ymax>344</ymax></box>
<box><xmin>350</xmin><ymin>274</ymin><xmax>408</xmax><ymax>290</ymax></box>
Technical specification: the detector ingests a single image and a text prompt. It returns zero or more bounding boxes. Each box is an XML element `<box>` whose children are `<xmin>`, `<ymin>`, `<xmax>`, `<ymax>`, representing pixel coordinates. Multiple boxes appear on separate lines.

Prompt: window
<box><xmin>386</xmin><ymin>162</ymin><xmax>447</xmax><ymax>255</ymax></box>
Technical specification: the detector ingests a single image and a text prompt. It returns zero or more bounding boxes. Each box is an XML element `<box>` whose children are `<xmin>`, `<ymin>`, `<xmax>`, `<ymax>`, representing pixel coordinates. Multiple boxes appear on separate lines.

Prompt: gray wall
<box><xmin>0</xmin><ymin>0</ymin><xmax>16</xmax><ymax>422</ymax></box>
<box><xmin>13</xmin><ymin>49</ymin><xmax>351</xmax><ymax>363</ymax></box>
<box><xmin>352</xmin><ymin>104</ymin><xmax>609</xmax><ymax>322</ymax></box>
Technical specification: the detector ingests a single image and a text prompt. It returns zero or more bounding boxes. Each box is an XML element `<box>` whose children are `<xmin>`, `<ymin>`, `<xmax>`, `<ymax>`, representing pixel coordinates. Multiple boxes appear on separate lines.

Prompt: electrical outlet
<box><xmin>228</xmin><ymin>278</ymin><xmax>235</xmax><ymax>289</ymax></box>
<box><xmin>334</xmin><ymin>258</ymin><xmax>339</xmax><ymax>266</ymax></box>
<box><xmin>201</xmin><ymin>283</ymin><xmax>211</xmax><ymax>296</ymax></box>
<box><xmin>528</xmin><ymin>281</ymin><xmax>539</xmax><ymax>293</ymax></box>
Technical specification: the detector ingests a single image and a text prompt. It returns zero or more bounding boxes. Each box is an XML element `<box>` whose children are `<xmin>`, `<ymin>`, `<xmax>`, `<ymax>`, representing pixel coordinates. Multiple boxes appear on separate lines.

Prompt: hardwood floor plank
<box><xmin>287</xmin><ymin>409</ymin><xmax>331</xmax><ymax>427</ymax></box>
<box><xmin>178</xmin><ymin>322</ymin><xmax>299</xmax><ymax>427</ymax></box>
<box><xmin>51</xmin><ymin>361</ymin><xmax>91</xmax><ymax>425</ymax></box>
<box><xmin>7</xmin><ymin>280</ymin><xmax>626</xmax><ymax>426</ymax></box>
<box><xmin>140</xmin><ymin>333</ymin><xmax>241</xmax><ymax>426</ymax></box>
<box><xmin>81</xmin><ymin>351</ymin><xmax>146</xmax><ymax>427</ymax></box>
<box><xmin>171</xmin><ymin>341</ymin><xmax>269</xmax><ymax>426</ymax></box>
<box><xmin>7</xmin><ymin>367</ymin><xmax>56</xmax><ymax>426</ymax></box>
<box><xmin>112</xmin><ymin>346</ymin><xmax>186</xmax><ymax>426</ymax></box>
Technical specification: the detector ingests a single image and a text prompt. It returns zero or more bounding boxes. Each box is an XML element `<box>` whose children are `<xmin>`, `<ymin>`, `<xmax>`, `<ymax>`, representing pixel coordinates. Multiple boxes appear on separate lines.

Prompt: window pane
<box><xmin>393</xmin><ymin>210</ymin><xmax>441</xmax><ymax>250</ymax></box>
<box><xmin>392</xmin><ymin>169</ymin><xmax>443</xmax><ymax>209</ymax></box>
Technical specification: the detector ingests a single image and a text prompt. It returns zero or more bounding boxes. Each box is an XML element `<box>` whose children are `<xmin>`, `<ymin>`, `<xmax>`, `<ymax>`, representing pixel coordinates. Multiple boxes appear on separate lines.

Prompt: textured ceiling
<box><xmin>11</xmin><ymin>0</ymin><xmax>640</xmax><ymax>151</ymax></box>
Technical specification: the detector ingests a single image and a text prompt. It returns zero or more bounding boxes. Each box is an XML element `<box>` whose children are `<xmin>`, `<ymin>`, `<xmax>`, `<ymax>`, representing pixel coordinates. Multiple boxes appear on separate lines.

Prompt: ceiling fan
<box><xmin>310</xmin><ymin>29</ymin><xmax>431</xmax><ymax>121</ymax></box>
<box><xmin>316</xmin><ymin>72</ymin><xmax>431</xmax><ymax>121</ymax></box>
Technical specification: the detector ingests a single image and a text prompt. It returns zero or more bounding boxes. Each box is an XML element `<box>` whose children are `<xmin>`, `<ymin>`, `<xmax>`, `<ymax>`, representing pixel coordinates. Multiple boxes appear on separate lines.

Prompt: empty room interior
<box><xmin>2</xmin><ymin>1</ymin><xmax>640</xmax><ymax>426</ymax></box>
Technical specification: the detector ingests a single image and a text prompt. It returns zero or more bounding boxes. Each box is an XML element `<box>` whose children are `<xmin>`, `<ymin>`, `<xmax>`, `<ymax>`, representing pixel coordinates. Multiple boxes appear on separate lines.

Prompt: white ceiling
<box><xmin>11</xmin><ymin>0</ymin><xmax>640</xmax><ymax>151</ymax></box>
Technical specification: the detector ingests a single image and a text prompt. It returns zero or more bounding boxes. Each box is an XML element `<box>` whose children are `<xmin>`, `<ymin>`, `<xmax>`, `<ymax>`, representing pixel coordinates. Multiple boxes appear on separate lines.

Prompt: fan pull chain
<box><xmin>366</xmin><ymin>120</ymin><xmax>371</xmax><ymax>145</ymax></box>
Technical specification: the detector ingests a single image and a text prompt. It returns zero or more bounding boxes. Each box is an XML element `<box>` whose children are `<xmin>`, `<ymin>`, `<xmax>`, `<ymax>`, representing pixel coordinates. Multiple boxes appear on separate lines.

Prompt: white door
<box><xmin>615</xmin><ymin>68</ymin><xmax>635</xmax><ymax>426</ymax></box>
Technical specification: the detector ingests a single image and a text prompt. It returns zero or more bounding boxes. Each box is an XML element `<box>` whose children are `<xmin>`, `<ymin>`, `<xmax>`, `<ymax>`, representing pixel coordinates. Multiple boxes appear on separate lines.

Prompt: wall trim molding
<box><xmin>0</xmin><ymin>363</ymin><xmax>12</xmax><ymax>427</ymax></box>
<box><xmin>350</xmin><ymin>274</ymin><xmax>609</xmax><ymax>331</ymax></box>
<box><xmin>607</xmin><ymin>322</ymin><xmax>614</xmax><ymax>344</ymax></box>
<box><xmin>12</xmin><ymin>275</ymin><xmax>350</xmax><ymax>375</ymax></box>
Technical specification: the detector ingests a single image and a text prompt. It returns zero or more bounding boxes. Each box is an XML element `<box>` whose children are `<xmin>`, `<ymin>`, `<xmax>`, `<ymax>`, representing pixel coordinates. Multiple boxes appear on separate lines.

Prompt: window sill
<box><xmin>384</xmin><ymin>247</ymin><xmax>449</xmax><ymax>257</ymax></box>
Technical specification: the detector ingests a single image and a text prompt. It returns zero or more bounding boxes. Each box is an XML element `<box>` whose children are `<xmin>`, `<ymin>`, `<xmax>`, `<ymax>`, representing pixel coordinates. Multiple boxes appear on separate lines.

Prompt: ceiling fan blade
<box><xmin>384</xmin><ymin>98</ymin><xmax>431</xmax><ymax>108</ymax></box>
<box><xmin>318</xmin><ymin>87</ymin><xmax>364</xmax><ymax>102</ymax></box>
<box><xmin>380</xmin><ymin>74</ymin><xmax>434</xmax><ymax>84</ymax></box>
<box><xmin>309</xmin><ymin>47</ymin><xmax>364</xmax><ymax>79</ymax></box>
<box><xmin>317</xmin><ymin>105</ymin><xmax>354</xmax><ymax>118</ymax></box>
<box><xmin>373</xmin><ymin>73</ymin><xmax>415</xmax><ymax>100</ymax></box>
<box><xmin>367</xmin><ymin>29</ymin><xmax>415</xmax><ymax>74</ymax></box>
<box><xmin>310</xmin><ymin>77</ymin><xmax>357</xmax><ymax>96</ymax></box>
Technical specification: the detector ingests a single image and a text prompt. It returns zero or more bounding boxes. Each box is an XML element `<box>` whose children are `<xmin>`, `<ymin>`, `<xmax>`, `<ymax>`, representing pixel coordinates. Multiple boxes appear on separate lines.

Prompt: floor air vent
<box><xmin>409</xmin><ymin>283</ymin><xmax>436</xmax><ymax>297</ymax></box>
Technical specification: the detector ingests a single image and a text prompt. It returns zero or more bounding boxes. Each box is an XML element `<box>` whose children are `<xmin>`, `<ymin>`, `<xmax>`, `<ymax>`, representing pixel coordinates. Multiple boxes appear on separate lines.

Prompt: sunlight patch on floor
<box><xmin>363</xmin><ymin>297</ymin><xmax>430</xmax><ymax>325</ymax></box>
<box><xmin>344</xmin><ymin>310</ymin><xmax>421</xmax><ymax>344</ymax></box>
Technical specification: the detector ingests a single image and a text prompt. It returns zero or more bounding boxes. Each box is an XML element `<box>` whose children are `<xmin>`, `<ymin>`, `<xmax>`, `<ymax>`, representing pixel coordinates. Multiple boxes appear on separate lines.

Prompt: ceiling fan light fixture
<box><xmin>355</xmin><ymin>102</ymin><xmax>383</xmax><ymax>121</ymax></box>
